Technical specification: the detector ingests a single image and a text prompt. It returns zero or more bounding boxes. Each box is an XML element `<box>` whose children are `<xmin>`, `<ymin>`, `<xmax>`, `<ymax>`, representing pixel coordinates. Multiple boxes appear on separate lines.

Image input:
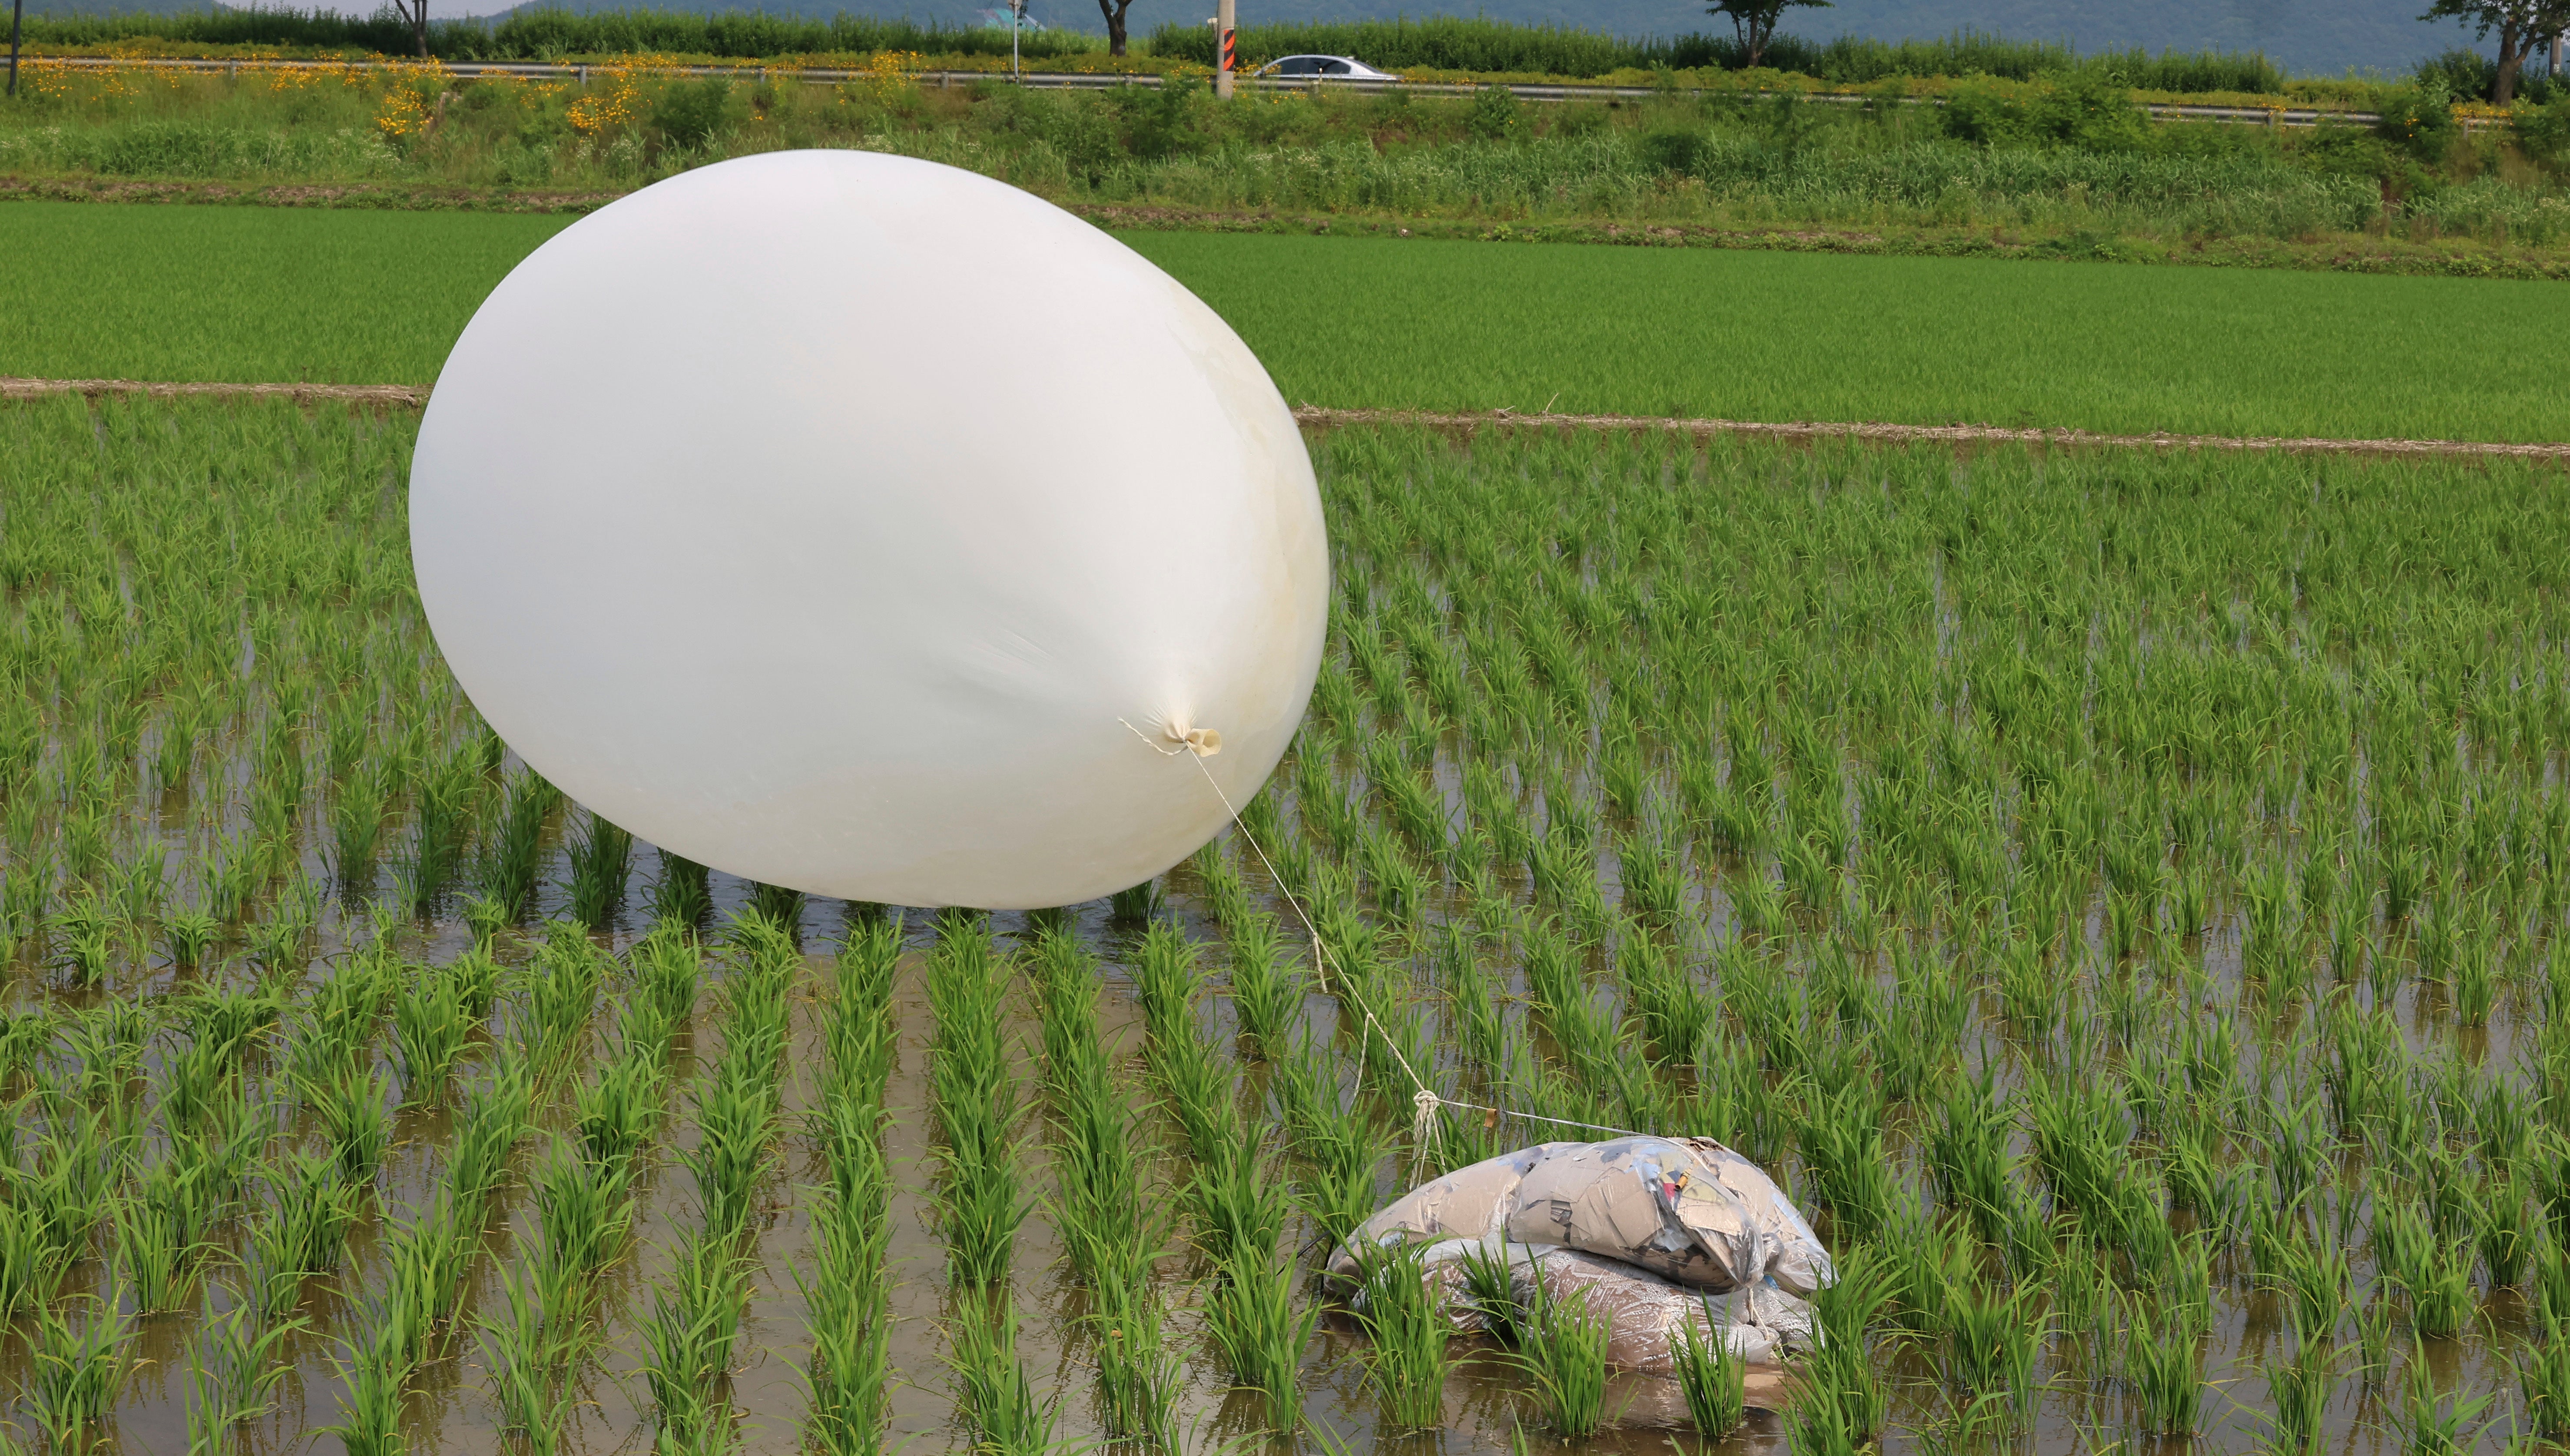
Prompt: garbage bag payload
<box><xmin>411</xmin><ymin>151</ymin><xmax>1328</xmax><ymax>910</ymax></box>
<box><xmin>1327</xmin><ymin>1137</ymin><xmax>1833</xmax><ymax>1295</ymax></box>
<box><xmin>1367</xmin><ymin>1238</ymin><xmax>1819</xmax><ymax>1370</ymax></box>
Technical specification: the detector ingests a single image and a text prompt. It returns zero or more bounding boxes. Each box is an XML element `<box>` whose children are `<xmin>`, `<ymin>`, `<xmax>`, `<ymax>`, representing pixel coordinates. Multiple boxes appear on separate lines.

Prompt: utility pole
<box><xmin>1010</xmin><ymin>0</ymin><xmax>1024</xmax><ymax>81</ymax></box>
<box><xmin>1214</xmin><ymin>0</ymin><xmax>1233</xmax><ymax>98</ymax></box>
<box><xmin>7</xmin><ymin>0</ymin><xmax>23</xmax><ymax>101</ymax></box>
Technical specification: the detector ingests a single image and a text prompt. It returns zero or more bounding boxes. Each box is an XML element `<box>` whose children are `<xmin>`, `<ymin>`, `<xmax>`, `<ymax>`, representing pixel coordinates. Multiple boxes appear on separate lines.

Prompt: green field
<box><xmin>1144</xmin><ymin>232</ymin><xmax>2570</xmax><ymax>441</ymax></box>
<box><xmin>0</xmin><ymin>203</ymin><xmax>565</xmax><ymax>385</ymax></box>
<box><xmin>6</xmin><ymin>397</ymin><xmax>2570</xmax><ymax>1456</ymax></box>
<box><xmin>4</xmin><ymin>200</ymin><xmax>2567</xmax><ymax>440</ymax></box>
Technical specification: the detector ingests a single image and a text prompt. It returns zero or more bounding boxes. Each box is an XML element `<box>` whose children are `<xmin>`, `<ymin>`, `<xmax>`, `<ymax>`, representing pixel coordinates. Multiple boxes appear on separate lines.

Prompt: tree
<box><xmin>1097</xmin><ymin>0</ymin><xmax>1137</xmax><ymax>57</ymax></box>
<box><xmin>1709</xmin><ymin>0</ymin><xmax>1831</xmax><ymax>70</ymax></box>
<box><xmin>387</xmin><ymin>0</ymin><xmax>429</xmax><ymax>60</ymax></box>
<box><xmin>2421</xmin><ymin>0</ymin><xmax>2570</xmax><ymax>104</ymax></box>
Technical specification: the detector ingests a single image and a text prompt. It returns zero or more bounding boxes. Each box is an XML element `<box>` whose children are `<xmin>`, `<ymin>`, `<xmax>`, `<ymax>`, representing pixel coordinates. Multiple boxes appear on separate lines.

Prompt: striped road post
<box><xmin>1215</xmin><ymin>0</ymin><xmax>1233</xmax><ymax>99</ymax></box>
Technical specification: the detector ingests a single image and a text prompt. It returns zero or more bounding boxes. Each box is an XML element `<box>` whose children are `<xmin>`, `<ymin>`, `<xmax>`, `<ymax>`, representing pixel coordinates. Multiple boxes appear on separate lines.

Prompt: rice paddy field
<box><xmin>5</xmin><ymin>394</ymin><xmax>2570</xmax><ymax>1456</ymax></box>
<box><xmin>8</xmin><ymin>200</ymin><xmax>2570</xmax><ymax>441</ymax></box>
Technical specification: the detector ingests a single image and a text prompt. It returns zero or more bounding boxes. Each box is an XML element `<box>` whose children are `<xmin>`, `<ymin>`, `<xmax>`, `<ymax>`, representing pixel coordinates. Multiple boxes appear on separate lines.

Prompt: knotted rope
<box><xmin>1124</xmin><ymin>719</ymin><xmax>1646</xmax><ymax>1183</ymax></box>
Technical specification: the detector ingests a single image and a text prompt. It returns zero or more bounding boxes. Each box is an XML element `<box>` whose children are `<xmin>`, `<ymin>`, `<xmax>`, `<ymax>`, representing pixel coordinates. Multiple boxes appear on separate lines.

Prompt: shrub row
<box><xmin>15</xmin><ymin>7</ymin><xmax>2286</xmax><ymax>89</ymax></box>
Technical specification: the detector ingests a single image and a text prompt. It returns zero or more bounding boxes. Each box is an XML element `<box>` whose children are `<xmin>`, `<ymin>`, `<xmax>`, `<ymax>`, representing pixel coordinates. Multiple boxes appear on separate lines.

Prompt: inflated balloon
<box><xmin>410</xmin><ymin>151</ymin><xmax>1327</xmax><ymax>910</ymax></box>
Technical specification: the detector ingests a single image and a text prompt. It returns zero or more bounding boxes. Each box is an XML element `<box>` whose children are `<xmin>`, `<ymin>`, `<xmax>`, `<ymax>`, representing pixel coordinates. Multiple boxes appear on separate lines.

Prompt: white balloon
<box><xmin>410</xmin><ymin>151</ymin><xmax>1328</xmax><ymax>910</ymax></box>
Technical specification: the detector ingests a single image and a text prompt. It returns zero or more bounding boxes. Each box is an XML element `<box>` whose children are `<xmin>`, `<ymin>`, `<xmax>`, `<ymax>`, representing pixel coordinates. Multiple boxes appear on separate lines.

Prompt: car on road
<box><xmin>1252</xmin><ymin>54</ymin><xmax>1397</xmax><ymax>79</ymax></box>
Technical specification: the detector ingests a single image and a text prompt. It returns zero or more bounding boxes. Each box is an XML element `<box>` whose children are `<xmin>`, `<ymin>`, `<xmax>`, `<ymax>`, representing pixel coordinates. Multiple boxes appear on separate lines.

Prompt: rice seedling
<box><xmin>2253</xmin><ymin>1329</ymin><xmax>2342</xmax><ymax>1456</ymax></box>
<box><xmin>1151</xmin><ymin>1000</ymin><xmax>1245</xmax><ymax>1163</ymax></box>
<box><xmin>1087</xmin><ymin>1252</ymin><xmax>1181</xmax><ymax>1444</ymax></box>
<box><xmin>2518</xmin><ymin>1316</ymin><xmax>2570</xmax><ymax>1439</ymax></box>
<box><xmin>162</xmin><ymin>906</ymin><xmax>219</xmax><ymax>970</ymax></box>
<box><xmin>1943</xmin><ymin>1277</ymin><xmax>2048</xmax><ymax>1411</ymax></box>
<box><xmin>523</xmin><ymin>923</ymin><xmax>609</xmax><ymax>1069</ymax></box>
<box><xmin>395</xmin><ymin>751</ymin><xmax>481</xmax><ymax>916</ymax></box>
<box><xmin>28</xmin><ymin>1291</ymin><xmax>136</xmax><ymax>1452</ymax></box>
<box><xmin>183</xmin><ymin>1293</ymin><xmax>302</xmax><ymax>1435</ymax></box>
<box><xmin>1354</xmin><ymin>1239</ymin><xmax>1452</xmax><ymax>1430</ymax></box>
<box><xmin>478</xmin><ymin>769</ymin><xmax>559</xmax><ymax>916</ymax></box>
<box><xmin>383</xmin><ymin>1191</ymin><xmax>480</xmax><ymax>1345</ymax></box>
<box><xmin>2126</xmin><ymin>1299</ymin><xmax>2207</xmax><ymax>1436</ymax></box>
<box><xmin>1516</xmin><ymin>1267</ymin><xmax>1612</xmax><ymax>1437</ymax></box>
<box><xmin>1109</xmin><ymin>879</ymin><xmax>1164</xmax><ymax>924</ymax></box>
<box><xmin>926</xmin><ymin>925</ymin><xmax>1031</xmax><ymax>1287</ymax></box>
<box><xmin>2477</xmin><ymin>1175</ymin><xmax>2537</xmax><ymax>1288</ymax></box>
<box><xmin>1793</xmin><ymin>1244</ymin><xmax>1894</xmax><ymax>1435</ymax></box>
<box><xmin>636</xmin><ymin>920</ymin><xmax>707</xmax><ymax>1031</ymax></box>
<box><xmin>1224</xmin><ymin>912</ymin><xmax>1305</xmax><ymax>1057</ymax></box>
<box><xmin>532</xmin><ymin>1142</ymin><xmax>636</xmax><ymax>1279</ymax></box>
<box><xmin>561</xmin><ymin>808</ymin><xmax>635</xmax><ymax>928</ymax></box>
<box><xmin>301</xmin><ymin>1061</ymin><xmax>394</xmax><ymax>1186</ymax></box>
<box><xmin>684</xmin><ymin>1069</ymin><xmax>780</xmax><ymax>1241</ymax></box>
<box><xmin>2405</xmin><ymin>1228</ymin><xmax>2481</xmax><ymax>1340</ymax></box>
<box><xmin>635</xmin><ymin>850</ymin><xmax>709</xmax><ymax>927</ymax></box>
<box><xmin>391</xmin><ymin>968</ymin><xmax>469</xmax><ymax>1102</ymax></box>
<box><xmin>2266</xmin><ymin>1230</ymin><xmax>2352</xmax><ymax>1344</ymax></box>
<box><xmin>450</xmin><ymin>1047</ymin><xmax>536</xmax><ymax>1204</ymax></box>
<box><xmin>798</xmin><ymin>1105</ymin><xmax>894</xmax><ymax>1456</ymax></box>
<box><xmin>637</xmin><ymin>1233</ymin><xmax>752</xmax><ymax>1441</ymax></box>
<box><xmin>253</xmin><ymin>1151</ymin><xmax>363</xmax><ymax>1292</ymax></box>
<box><xmin>476</xmin><ymin>1262</ymin><xmax>583</xmax><ymax>1455</ymax></box>
<box><xmin>1204</xmin><ymin>1245</ymin><xmax>1320</xmax><ymax>1424</ymax></box>
<box><xmin>2397</xmin><ymin>1332</ymin><xmax>2495</xmax><ymax>1456</ymax></box>
<box><xmin>332</xmin><ymin>767</ymin><xmax>387</xmax><ymax>891</ymax></box>
<box><xmin>0</xmin><ymin>1199</ymin><xmax>64</xmax><ymax>1320</ymax></box>
<box><xmin>1670</xmin><ymin>1299</ymin><xmax>1749</xmax><ymax>1438</ymax></box>
<box><xmin>1288</xmin><ymin>1096</ymin><xmax>1393</xmax><ymax>1249</ymax></box>
<box><xmin>945</xmin><ymin>1291</ymin><xmax>1059</xmax><ymax>1456</ymax></box>
<box><xmin>1185</xmin><ymin>1123</ymin><xmax>1291</xmax><ymax>1272</ymax></box>
<box><xmin>110</xmin><ymin>1165</ymin><xmax>218</xmax><ymax>1313</ymax></box>
<box><xmin>316</xmin><ymin>1316</ymin><xmax>413</xmax><ymax>1456</ymax></box>
<box><xmin>2358</xmin><ymin>1286</ymin><xmax>2402</xmax><ymax>1387</ymax></box>
<box><xmin>2534</xmin><ymin>1231</ymin><xmax>2570</xmax><ymax>1330</ymax></box>
<box><xmin>576</xmin><ymin>1053</ymin><xmax>666</xmax><ymax>1171</ymax></box>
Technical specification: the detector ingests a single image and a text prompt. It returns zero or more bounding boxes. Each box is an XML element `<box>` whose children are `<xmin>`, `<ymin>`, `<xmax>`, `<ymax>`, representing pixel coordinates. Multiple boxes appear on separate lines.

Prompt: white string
<box><xmin>1143</xmin><ymin>729</ymin><xmax>1649</xmax><ymax>1166</ymax></box>
<box><xmin>1117</xmin><ymin>717</ymin><xmax>1191</xmax><ymax>757</ymax></box>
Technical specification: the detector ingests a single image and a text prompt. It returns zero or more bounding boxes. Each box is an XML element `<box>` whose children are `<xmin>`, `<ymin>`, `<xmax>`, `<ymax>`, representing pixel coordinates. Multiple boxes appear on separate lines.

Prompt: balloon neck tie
<box><xmin>1118</xmin><ymin>717</ymin><xmax>1221</xmax><ymax>758</ymax></box>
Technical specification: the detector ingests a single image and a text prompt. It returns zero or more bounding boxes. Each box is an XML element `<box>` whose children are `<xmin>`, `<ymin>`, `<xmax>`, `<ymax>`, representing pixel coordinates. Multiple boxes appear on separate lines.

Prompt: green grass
<box><xmin>6</xmin><ymin>199</ymin><xmax>2570</xmax><ymax>440</ymax></box>
<box><xmin>0</xmin><ymin>202</ymin><xmax>566</xmax><ymax>383</ymax></box>
<box><xmin>1129</xmin><ymin>231</ymin><xmax>2570</xmax><ymax>441</ymax></box>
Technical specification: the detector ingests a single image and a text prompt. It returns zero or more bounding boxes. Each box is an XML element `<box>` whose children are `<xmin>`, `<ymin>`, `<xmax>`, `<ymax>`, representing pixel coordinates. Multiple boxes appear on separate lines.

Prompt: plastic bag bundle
<box><xmin>1326</xmin><ymin>1137</ymin><xmax>1832</xmax><ymax>1374</ymax></box>
<box><xmin>1351</xmin><ymin>1238</ymin><xmax>1818</xmax><ymax>1370</ymax></box>
<box><xmin>1328</xmin><ymin>1137</ymin><xmax>1832</xmax><ymax>1295</ymax></box>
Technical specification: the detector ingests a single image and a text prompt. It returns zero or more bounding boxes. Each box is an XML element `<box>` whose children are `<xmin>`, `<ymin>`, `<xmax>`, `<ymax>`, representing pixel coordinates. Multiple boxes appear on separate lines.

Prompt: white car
<box><xmin>1253</xmin><ymin>54</ymin><xmax>1397</xmax><ymax>80</ymax></box>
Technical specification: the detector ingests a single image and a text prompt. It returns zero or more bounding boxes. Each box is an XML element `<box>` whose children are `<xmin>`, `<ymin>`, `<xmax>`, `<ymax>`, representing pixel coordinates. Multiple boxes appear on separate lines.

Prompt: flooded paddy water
<box><xmin>5</xmin><ymin>398</ymin><xmax>2570</xmax><ymax>1456</ymax></box>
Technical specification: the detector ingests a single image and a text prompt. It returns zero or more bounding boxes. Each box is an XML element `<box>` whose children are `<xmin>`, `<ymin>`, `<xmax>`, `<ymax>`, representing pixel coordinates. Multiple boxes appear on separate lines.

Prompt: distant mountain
<box><xmin>35</xmin><ymin>0</ymin><xmax>2493</xmax><ymax>76</ymax></box>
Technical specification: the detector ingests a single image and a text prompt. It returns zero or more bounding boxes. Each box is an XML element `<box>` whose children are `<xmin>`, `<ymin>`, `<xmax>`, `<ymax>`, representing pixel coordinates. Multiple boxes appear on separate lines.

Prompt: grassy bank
<box><xmin>3</xmin><ymin>60</ymin><xmax>2567</xmax><ymax>277</ymax></box>
<box><xmin>4</xmin><ymin>9</ymin><xmax>2287</xmax><ymax>95</ymax></box>
<box><xmin>3</xmin><ymin>199</ymin><xmax>2567</xmax><ymax>442</ymax></box>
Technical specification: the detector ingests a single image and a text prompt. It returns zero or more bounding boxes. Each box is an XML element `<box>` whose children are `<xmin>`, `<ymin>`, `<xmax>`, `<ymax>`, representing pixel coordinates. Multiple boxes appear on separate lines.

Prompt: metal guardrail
<box><xmin>24</xmin><ymin>52</ymin><xmax>2506</xmax><ymax>130</ymax></box>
